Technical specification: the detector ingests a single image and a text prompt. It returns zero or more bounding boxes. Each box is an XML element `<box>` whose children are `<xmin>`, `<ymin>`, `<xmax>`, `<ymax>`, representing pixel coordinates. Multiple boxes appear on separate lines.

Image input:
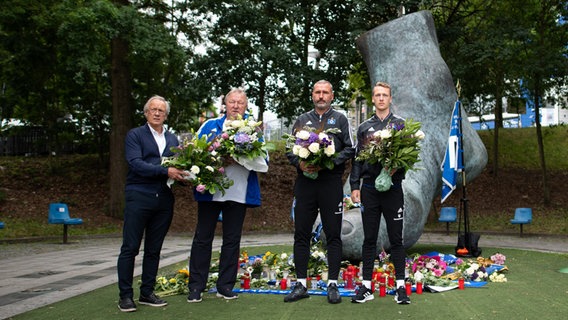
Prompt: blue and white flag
<box><xmin>441</xmin><ymin>101</ymin><xmax>464</xmax><ymax>203</ymax></box>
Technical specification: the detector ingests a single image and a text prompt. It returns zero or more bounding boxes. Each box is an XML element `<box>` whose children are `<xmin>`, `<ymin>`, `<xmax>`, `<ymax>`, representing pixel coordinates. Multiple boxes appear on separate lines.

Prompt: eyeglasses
<box><xmin>148</xmin><ymin>108</ymin><xmax>166</xmax><ymax>115</ymax></box>
<box><xmin>226</xmin><ymin>100</ymin><xmax>247</xmax><ymax>106</ymax></box>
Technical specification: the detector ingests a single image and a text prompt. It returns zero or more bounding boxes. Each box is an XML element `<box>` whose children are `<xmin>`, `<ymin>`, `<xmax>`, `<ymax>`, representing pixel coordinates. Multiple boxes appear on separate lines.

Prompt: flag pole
<box><xmin>455</xmin><ymin>81</ymin><xmax>481</xmax><ymax>257</ymax></box>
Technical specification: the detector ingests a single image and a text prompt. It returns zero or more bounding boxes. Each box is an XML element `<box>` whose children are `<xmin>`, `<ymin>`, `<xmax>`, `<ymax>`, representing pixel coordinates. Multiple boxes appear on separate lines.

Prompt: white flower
<box><xmin>211</xmin><ymin>150</ymin><xmax>217</xmax><ymax>156</ymax></box>
<box><xmin>190</xmin><ymin>165</ymin><xmax>200</xmax><ymax>174</ymax></box>
<box><xmin>280</xmin><ymin>253</ymin><xmax>288</xmax><ymax>260</ymax></box>
<box><xmin>308</xmin><ymin>142</ymin><xmax>320</xmax><ymax>154</ymax></box>
<box><xmin>292</xmin><ymin>144</ymin><xmax>302</xmax><ymax>155</ymax></box>
<box><xmin>324</xmin><ymin>144</ymin><xmax>335</xmax><ymax>156</ymax></box>
<box><xmin>205</xmin><ymin>166</ymin><xmax>214</xmax><ymax>172</ymax></box>
<box><xmin>414</xmin><ymin>130</ymin><xmax>425</xmax><ymax>140</ymax></box>
<box><xmin>298</xmin><ymin>147</ymin><xmax>310</xmax><ymax>159</ymax></box>
<box><xmin>229</xmin><ymin>119</ymin><xmax>244</xmax><ymax>128</ymax></box>
<box><xmin>295</xmin><ymin>130</ymin><xmax>311</xmax><ymax>140</ymax></box>
<box><xmin>318</xmin><ymin>132</ymin><xmax>330</xmax><ymax>141</ymax></box>
<box><xmin>413</xmin><ymin>271</ymin><xmax>424</xmax><ymax>282</ymax></box>
<box><xmin>379</xmin><ymin>128</ymin><xmax>392</xmax><ymax>139</ymax></box>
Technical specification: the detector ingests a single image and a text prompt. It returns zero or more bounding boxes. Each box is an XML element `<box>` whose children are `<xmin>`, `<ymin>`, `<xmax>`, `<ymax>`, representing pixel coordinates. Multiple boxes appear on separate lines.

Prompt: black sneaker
<box><xmin>327</xmin><ymin>283</ymin><xmax>342</xmax><ymax>304</ymax></box>
<box><xmin>216</xmin><ymin>287</ymin><xmax>239</xmax><ymax>300</ymax></box>
<box><xmin>118</xmin><ymin>297</ymin><xmax>137</xmax><ymax>312</ymax></box>
<box><xmin>351</xmin><ymin>285</ymin><xmax>374</xmax><ymax>303</ymax></box>
<box><xmin>394</xmin><ymin>286</ymin><xmax>411</xmax><ymax>304</ymax></box>
<box><xmin>187</xmin><ymin>289</ymin><xmax>202</xmax><ymax>303</ymax></box>
<box><xmin>139</xmin><ymin>293</ymin><xmax>168</xmax><ymax>307</ymax></box>
<box><xmin>284</xmin><ymin>283</ymin><xmax>309</xmax><ymax>302</ymax></box>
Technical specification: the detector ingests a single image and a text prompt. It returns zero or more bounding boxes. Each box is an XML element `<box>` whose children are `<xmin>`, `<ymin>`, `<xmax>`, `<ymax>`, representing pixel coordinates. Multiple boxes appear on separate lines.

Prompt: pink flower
<box><xmin>218</xmin><ymin>167</ymin><xmax>225</xmax><ymax>174</ymax></box>
<box><xmin>221</xmin><ymin>132</ymin><xmax>229</xmax><ymax>139</ymax></box>
<box><xmin>196</xmin><ymin>184</ymin><xmax>206</xmax><ymax>193</ymax></box>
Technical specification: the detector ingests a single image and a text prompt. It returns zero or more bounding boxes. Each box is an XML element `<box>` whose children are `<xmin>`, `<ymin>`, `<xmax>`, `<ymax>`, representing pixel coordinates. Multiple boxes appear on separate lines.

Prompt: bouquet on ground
<box><xmin>162</xmin><ymin>132</ymin><xmax>233</xmax><ymax>195</ymax></box>
<box><xmin>283</xmin><ymin>126</ymin><xmax>340</xmax><ymax>179</ymax></box>
<box><xmin>219</xmin><ymin>115</ymin><xmax>268</xmax><ymax>172</ymax></box>
<box><xmin>355</xmin><ymin>119</ymin><xmax>425</xmax><ymax>191</ymax></box>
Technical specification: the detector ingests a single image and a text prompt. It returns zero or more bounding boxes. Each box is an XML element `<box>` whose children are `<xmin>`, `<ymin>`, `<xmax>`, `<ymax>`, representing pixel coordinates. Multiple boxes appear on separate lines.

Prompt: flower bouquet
<box><xmin>161</xmin><ymin>132</ymin><xmax>233</xmax><ymax>195</ymax></box>
<box><xmin>283</xmin><ymin>127</ymin><xmax>340</xmax><ymax>179</ymax></box>
<box><xmin>154</xmin><ymin>268</ymin><xmax>189</xmax><ymax>297</ymax></box>
<box><xmin>355</xmin><ymin>119</ymin><xmax>425</xmax><ymax>191</ymax></box>
<box><xmin>219</xmin><ymin>115</ymin><xmax>268</xmax><ymax>172</ymax></box>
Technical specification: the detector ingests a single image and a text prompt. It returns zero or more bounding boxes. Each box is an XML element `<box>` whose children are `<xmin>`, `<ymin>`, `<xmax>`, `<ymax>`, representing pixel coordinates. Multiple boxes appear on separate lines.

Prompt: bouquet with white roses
<box><xmin>161</xmin><ymin>132</ymin><xmax>233</xmax><ymax>195</ymax></box>
<box><xmin>283</xmin><ymin>127</ymin><xmax>340</xmax><ymax>179</ymax></box>
<box><xmin>355</xmin><ymin>119</ymin><xmax>425</xmax><ymax>191</ymax></box>
<box><xmin>218</xmin><ymin>115</ymin><xmax>268</xmax><ymax>172</ymax></box>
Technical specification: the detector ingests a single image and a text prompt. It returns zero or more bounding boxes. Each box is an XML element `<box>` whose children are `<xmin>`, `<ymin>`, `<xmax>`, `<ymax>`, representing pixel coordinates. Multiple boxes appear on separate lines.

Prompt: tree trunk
<box><xmin>108</xmin><ymin>0</ymin><xmax>133</xmax><ymax>218</ymax></box>
<box><xmin>533</xmin><ymin>80</ymin><xmax>550</xmax><ymax>205</ymax></box>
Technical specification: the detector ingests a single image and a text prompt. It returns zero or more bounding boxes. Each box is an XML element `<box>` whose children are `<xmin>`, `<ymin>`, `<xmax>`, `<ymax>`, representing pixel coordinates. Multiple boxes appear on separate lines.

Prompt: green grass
<box><xmin>12</xmin><ymin>244</ymin><xmax>568</xmax><ymax>320</ymax></box>
<box><xmin>478</xmin><ymin>125</ymin><xmax>568</xmax><ymax>170</ymax></box>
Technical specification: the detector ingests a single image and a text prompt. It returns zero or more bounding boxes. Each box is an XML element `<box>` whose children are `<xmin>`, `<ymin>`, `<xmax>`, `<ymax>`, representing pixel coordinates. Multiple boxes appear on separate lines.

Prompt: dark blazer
<box><xmin>124</xmin><ymin>123</ymin><xmax>179</xmax><ymax>193</ymax></box>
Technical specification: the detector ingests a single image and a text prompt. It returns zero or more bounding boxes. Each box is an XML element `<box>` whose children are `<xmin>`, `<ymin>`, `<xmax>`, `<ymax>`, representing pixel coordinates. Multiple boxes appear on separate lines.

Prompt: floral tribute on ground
<box><xmin>356</xmin><ymin>119</ymin><xmax>425</xmax><ymax>191</ymax></box>
<box><xmin>161</xmin><ymin>131</ymin><xmax>233</xmax><ymax>194</ymax></box>
<box><xmin>283</xmin><ymin>127</ymin><xmax>339</xmax><ymax>179</ymax></box>
<box><xmin>153</xmin><ymin>242</ymin><xmax>508</xmax><ymax>297</ymax></box>
<box><xmin>218</xmin><ymin>115</ymin><xmax>268</xmax><ymax>172</ymax></box>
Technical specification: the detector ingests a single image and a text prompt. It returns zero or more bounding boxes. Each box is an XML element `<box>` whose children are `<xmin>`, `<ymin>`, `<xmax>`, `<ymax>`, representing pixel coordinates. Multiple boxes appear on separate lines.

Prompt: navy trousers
<box><xmin>188</xmin><ymin>201</ymin><xmax>246</xmax><ymax>292</ymax></box>
<box><xmin>117</xmin><ymin>189</ymin><xmax>174</xmax><ymax>299</ymax></box>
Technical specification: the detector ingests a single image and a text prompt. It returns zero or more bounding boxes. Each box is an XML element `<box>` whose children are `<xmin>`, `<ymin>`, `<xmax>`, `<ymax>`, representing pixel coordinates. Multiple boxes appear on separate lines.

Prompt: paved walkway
<box><xmin>0</xmin><ymin>232</ymin><xmax>566</xmax><ymax>319</ymax></box>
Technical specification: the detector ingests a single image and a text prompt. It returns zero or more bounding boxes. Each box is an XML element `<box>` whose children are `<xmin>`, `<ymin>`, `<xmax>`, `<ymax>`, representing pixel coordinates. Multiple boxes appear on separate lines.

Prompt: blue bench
<box><xmin>48</xmin><ymin>203</ymin><xmax>83</xmax><ymax>244</ymax></box>
<box><xmin>511</xmin><ymin>207</ymin><xmax>532</xmax><ymax>237</ymax></box>
<box><xmin>439</xmin><ymin>207</ymin><xmax>457</xmax><ymax>235</ymax></box>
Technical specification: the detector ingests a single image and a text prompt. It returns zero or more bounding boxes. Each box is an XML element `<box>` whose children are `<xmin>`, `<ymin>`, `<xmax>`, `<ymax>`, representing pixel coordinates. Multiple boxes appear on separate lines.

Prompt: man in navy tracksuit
<box><xmin>187</xmin><ymin>88</ymin><xmax>264</xmax><ymax>303</ymax></box>
<box><xmin>285</xmin><ymin>80</ymin><xmax>354</xmax><ymax>304</ymax></box>
<box><xmin>117</xmin><ymin>95</ymin><xmax>189</xmax><ymax>312</ymax></box>
<box><xmin>350</xmin><ymin>82</ymin><xmax>410</xmax><ymax>305</ymax></box>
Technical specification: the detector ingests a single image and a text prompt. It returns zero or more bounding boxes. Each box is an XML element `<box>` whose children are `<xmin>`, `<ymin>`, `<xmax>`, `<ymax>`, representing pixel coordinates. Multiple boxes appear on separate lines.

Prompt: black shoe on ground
<box><xmin>284</xmin><ymin>283</ymin><xmax>309</xmax><ymax>302</ymax></box>
<box><xmin>351</xmin><ymin>285</ymin><xmax>374</xmax><ymax>303</ymax></box>
<box><xmin>216</xmin><ymin>287</ymin><xmax>239</xmax><ymax>300</ymax></box>
<box><xmin>394</xmin><ymin>286</ymin><xmax>411</xmax><ymax>304</ymax></box>
<box><xmin>327</xmin><ymin>283</ymin><xmax>342</xmax><ymax>304</ymax></box>
<box><xmin>139</xmin><ymin>293</ymin><xmax>168</xmax><ymax>307</ymax></box>
<box><xmin>118</xmin><ymin>297</ymin><xmax>137</xmax><ymax>312</ymax></box>
<box><xmin>187</xmin><ymin>289</ymin><xmax>202</xmax><ymax>303</ymax></box>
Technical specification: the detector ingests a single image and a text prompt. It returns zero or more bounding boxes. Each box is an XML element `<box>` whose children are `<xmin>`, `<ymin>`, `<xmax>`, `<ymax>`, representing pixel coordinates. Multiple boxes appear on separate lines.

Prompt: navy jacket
<box><xmin>124</xmin><ymin>123</ymin><xmax>179</xmax><ymax>193</ymax></box>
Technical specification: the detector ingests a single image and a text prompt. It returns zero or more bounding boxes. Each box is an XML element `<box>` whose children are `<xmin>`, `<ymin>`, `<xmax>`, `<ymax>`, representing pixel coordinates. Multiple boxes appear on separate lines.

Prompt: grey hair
<box><xmin>143</xmin><ymin>95</ymin><xmax>171</xmax><ymax>115</ymax></box>
<box><xmin>313</xmin><ymin>80</ymin><xmax>334</xmax><ymax>91</ymax></box>
<box><xmin>223</xmin><ymin>88</ymin><xmax>248</xmax><ymax>105</ymax></box>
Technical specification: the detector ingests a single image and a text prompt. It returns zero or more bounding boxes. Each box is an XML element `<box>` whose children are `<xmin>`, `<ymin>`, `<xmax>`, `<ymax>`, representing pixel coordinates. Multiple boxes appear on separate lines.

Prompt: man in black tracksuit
<box><xmin>285</xmin><ymin>80</ymin><xmax>354</xmax><ymax>304</ymax></box>
<box><xmin>349</xmin><ymin>82</ymin><xmax>411</xmax><ymax>305</ymax></box>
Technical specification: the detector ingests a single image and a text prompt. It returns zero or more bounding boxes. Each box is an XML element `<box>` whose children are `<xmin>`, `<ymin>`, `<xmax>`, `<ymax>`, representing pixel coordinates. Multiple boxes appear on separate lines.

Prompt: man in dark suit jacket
<box><xmin>117</xmin><ymin>95</ymin><xmax>188</xmax><ymax>312</ymax></box>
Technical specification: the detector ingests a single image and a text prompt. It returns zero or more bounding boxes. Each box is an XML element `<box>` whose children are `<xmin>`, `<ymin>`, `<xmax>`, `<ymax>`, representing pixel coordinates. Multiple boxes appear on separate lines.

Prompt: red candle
<box><xmin>379</xmin><ymin>283</ymin><xmax>386</xmax><ymax>297</ymax></box>
<box><xmin>416</xmin><ymin>282</ymin><xmax>423</xmax><ymax>294</ymax></box>
<box><xmin>388</xmin><ymin>276</ymin><xmax>395</xmax><ymax>288</ymax></box>
<box><xmin>370</xmin><ymin>281</ymin><xmax>375</xmax><ymax>292</ymax></box>
<box><xmin>405</xmin><ymin>282</ymin><xmax>412</xmax><ymax>296</ymax></box>
<box><xmin>280</xmin><ymin>278</ymin><xmax>287</xmax><ymax>290</ymax></box>
<box><xmin>458</xmin><ymin>278</ymin><xmax>465</xmax><ymax>290</ymax></box>
<box><xmin>243</xmin><ymin>277</ymin><xmax>250</xmax><ymax>289</ymax></box>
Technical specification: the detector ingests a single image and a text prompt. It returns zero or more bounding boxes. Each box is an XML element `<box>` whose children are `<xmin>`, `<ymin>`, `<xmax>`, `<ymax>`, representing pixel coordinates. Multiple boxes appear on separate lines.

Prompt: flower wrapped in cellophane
<box><xmin>219</xmin><ymin>115</ymin><xmax>268</xmax><ymax>172</ymax></box>
<box><xmin>355</xmin><ymin>119</ymin><xmax>425</xmax><ymax>191</ymax></box>
<box><xmin>161</xmin><ymin>132</ymin><xmax>233</xmax><ymax>194</ymax></box>
<box><xmin>283</xmin><ymin>127</ymin><xmax>340</xmax><ymax>179</ymax></box>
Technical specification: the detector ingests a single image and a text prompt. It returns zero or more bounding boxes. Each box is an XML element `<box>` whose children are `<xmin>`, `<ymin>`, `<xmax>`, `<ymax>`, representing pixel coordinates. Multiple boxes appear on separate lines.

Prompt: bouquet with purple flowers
<box><xmin>283</xmin><ymin>127</ymin><xmax>340</xmax><ymax>179</ymax></box>
<box><xmin>219</xmin><ymin>115</ymin><xmax>268</xmax><ymax>172</ymax></box>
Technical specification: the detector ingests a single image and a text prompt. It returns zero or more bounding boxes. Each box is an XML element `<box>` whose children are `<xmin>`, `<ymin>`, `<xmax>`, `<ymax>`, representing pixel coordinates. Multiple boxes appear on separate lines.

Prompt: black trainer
<box><xmin>394</xmin><ymin>286</ymin><xmax>411</xmax><ymax>304</ymax></box>
<box><xmin>351</xmin><ymin>285</ymin><xmax>374</xmax><ymax>303</ymax></box>
<box><xmin>187</xmin><ymin>289</ymin><xmax>202</xmax><ymax>303</ymax></box>
<box><xmin>118</xmin><ymin>297</ymin><xmax>137</xmax><ymax>312</ymax></box>
<box><xmin>139</xmin><ymin>293</ymin><xmax>168</xmax><ymax>307</ymax></box>
<box><xmin>216</xmin><ymin>287</ymin><xmax>239</xmax><ymax>300</ymax></box>
<box><xmin>284</xmin><ymin>283</ymin><xmax>309</xmax><ymax>302</ymax></box>
<box><xmin>327</xmin><ymin>283</ymin><xmax>342</xmax><ymax>304</ymax></box>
